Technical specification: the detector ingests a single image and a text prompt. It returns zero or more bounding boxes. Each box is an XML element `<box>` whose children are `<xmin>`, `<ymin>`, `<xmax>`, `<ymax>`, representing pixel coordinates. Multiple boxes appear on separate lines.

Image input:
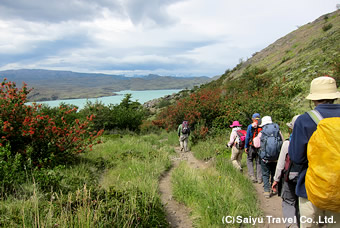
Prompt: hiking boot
<box><xmin>257</xmin><ymin>179</ymin><xmax>263</xmax><ymax>184</ymax></box>
<box><xmin>250</xmin><ymin>176</ymin><xmax>257</xmax><ymax>183</ymax></box>
<box><xmin>263</xmin><ymin>192</ymin><xmax>270</xmax><ymax>199</ymax></box>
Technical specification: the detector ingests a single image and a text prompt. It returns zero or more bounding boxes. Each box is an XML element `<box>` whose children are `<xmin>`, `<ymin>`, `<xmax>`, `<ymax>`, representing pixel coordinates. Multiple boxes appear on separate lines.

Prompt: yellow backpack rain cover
<box><xmin>306</xmin><ymin>110</ymin><xmax>340</xmax><ymax>212</ymax></box>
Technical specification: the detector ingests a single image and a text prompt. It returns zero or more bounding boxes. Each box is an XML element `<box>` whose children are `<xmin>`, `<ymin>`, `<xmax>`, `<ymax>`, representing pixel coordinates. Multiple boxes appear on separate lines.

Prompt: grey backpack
<box><xmin>259</xmin><ymin>123</ymin><xmax>282</xmax><ymax>161</ymax></box>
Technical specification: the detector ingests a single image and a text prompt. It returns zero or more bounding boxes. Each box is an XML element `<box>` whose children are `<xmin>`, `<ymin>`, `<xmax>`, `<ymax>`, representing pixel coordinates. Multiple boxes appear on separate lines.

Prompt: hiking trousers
<box><xmin>246</xmin><ymin>146</ymin><xmax>262</xmax><ymax>181</ymax></box>
<box><xmin>299</xmin><ymin>197</ymin><xmax>340</xmax><ymax>228</ymax></box>
<box><xmin>281</xmin><ymin>180</ymin><xmax>299</xmax><ymax>227</ymax></box>
<box><xmin>179</xmin><ymin>135</ymin><xmax>189</xmax><ymax>152</ymax></box>
<box><xmin>260</xmin><ymin>160</ymin><xmax>276</xmax><ymax>193</ymax></box>
<box><xmin>231</xmin><ymin>146</ymin><xmax>243</xmax><ymax>171</ymax></box>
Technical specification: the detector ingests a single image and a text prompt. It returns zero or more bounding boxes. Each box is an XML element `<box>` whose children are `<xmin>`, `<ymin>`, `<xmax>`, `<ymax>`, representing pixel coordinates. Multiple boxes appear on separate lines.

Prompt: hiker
<box><xmin>227</xmin><ymin>121</ymin><xmax>246</xmax><ymax>172</ymax></box>
<box><xmin>288</xmin><ymin>76</ymin><xmax>340</xmax><ymax>228</ymax></box>
<box><xmin>178</xmin><ymin>120</ymin><xmax>190</xmax><ymax>152</ymax></box>
<box><xmin>245</xmin><ymin>113</ymin><xmax>263</xmax><ymax>183</ymax></box>
<box><xmin>257</xmin><ymin>116</ymin><xmax>283</xmax><ymax>198</ymax></box>
<box><xmin>272</xmin><ymin>115</ymin><xmax>301</xmax><ymax>228</ymax></box>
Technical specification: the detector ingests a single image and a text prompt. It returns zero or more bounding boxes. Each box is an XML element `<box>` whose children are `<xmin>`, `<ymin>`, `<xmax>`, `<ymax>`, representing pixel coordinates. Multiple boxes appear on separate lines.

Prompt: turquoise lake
<box><xmin>28</xmin><ymin>89</ymin><xmax>182</xmax><ymax>110</ymax></box>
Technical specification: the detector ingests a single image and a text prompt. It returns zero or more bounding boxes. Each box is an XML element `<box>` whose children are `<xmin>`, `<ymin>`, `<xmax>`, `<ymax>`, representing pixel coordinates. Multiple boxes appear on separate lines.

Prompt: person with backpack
<box><xmin>288</xmin><ymin>76</ymin><xmax>340</xmax><ymax>228</ymax></box>
<box><xmin>178</xmin><ymin>120</ymin><xmax>190</xmax><ymax>152</ymax></box>
<box><xmin>227</xmin><ymin>121</ymin><xmax>246</xmax><ymax>172</ymax></box>
<box><xmin>257</xmin><ymin>116</ymin><xmax>283</xmax><ymax>198</ymax></box>
<box><xmin>272</xmin><ymin>115</ymin><xmax>301</xmax><ymax>228</ymax></box>
<box><xmin>245</xmin><ymin>113</ymin><xmax>263</xmax><ymax>183</ymax></box>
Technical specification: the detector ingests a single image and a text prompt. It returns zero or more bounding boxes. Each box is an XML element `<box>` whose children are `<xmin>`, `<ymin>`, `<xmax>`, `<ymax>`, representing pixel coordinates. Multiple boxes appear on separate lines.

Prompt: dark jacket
<box><xmin>288</xmin><ymin>104</ymin><xmax>340</xmax><ymax>198</ymax></box>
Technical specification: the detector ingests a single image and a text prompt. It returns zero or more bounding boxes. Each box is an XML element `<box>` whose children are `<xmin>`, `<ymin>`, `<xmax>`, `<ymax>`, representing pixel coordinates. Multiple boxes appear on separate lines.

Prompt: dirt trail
<box><xmin>159</xmin><ymin>147</ymin><xmax>212</xmax><ymax>228</ymax></box>
<box><xmin>253</xmin><ymin>181</ymin><xmax>285</xmax><ymax>228</ymax></box>
<box><xmin>159</xmin><ymin>146</ymin><xmax>285</xmax><ymax>228</ymax></box>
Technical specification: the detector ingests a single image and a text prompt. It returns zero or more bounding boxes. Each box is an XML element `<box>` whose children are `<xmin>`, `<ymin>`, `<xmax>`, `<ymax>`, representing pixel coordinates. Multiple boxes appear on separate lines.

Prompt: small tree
<box><xmin>79</xmin><ymin>94</ymin><xmax>146</xmax><ymax>132</ymax></box>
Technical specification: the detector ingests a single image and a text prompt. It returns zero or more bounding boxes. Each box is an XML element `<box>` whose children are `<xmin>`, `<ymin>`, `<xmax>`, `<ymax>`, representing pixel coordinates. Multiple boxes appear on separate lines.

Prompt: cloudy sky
<box><xmin>0</xmin><ymin>0</ymin><xmax>338</xmax><ymax>77</ymax></box>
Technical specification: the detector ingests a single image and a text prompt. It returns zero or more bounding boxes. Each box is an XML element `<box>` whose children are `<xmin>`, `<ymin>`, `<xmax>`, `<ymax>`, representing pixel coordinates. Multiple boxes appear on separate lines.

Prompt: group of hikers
<box><xmin>227</xmin><ymin>76</ymin><xmax>340</xmax><ymax>228</ymax></box>
<box><xmin>178</xmin><ymin>76</ymin><xmax>340</xmax><ymax>228</ymax></box>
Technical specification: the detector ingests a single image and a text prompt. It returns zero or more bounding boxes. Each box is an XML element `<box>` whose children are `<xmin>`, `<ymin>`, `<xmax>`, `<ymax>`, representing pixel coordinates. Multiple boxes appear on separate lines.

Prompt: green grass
<box><xmin>1</xmin><ymin>131</ymin><xmax>272</xmax><ymax>227</ymax></box>
<box><xmin>0</xmin><ymin>131</ymin><xmax>178</xmax><ymax>227</ymax></box>
<box><xmin>190</xmin><ymin>134</ymin><xmax>227</xmax><ymax>160</ymax></box>
<box><xmin>171</xmin><ymin>135</ymin><xmax>262</xmax><ymax>227</ymax></box>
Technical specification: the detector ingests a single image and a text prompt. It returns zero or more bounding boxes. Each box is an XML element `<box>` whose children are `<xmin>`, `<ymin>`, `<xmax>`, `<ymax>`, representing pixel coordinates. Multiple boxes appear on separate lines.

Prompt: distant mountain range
<box><xmin>0</xmin><ymin>69</ymin><xmax>213</xmax><ymax>101</ymax></box>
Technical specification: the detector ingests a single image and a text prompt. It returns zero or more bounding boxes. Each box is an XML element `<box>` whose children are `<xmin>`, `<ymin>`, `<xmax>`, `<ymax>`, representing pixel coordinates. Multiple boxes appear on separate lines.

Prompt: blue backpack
<box><xmin>259</xmin><ymin>123</ymin><xmax>283</xmax><ymax>161</ymax></box>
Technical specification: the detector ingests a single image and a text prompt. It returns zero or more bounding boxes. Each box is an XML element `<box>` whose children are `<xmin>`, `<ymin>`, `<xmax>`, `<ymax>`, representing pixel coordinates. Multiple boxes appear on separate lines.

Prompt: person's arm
<box><xmin>274</xmin><ymin>140</ymin><xmax>289</xmax><ymax>182</ymax></box>
<box><xmin>177</xmin><ymin>125</ymin><xmax>181</xmax><ymax>137</ymax></box>
<box><xmin>227</xmin><ymin>129</ymin><xmax>237</xmax><ymax>147</ymax></box>
<box><xmin>279</xmin><ymin>131</ymin><xmax>284</xmax><ymax>141</ymax></box>
<box><xmin>272</xmin><ymin>141</ymin><xmax>289</xmax><ymax>191</ymax></box>
<box><xmin>244</xmin><ymin>125</ymin><xmax>251</xmax><ymax>149</ymax></box>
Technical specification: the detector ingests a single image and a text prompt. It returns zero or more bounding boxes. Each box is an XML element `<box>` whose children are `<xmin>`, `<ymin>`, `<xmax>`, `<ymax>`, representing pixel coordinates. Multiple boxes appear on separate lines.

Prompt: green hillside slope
<box><xmin>152</xmin><ymin>10</ymin><xmax>340</xmax><ymax>135</ymax></box>
<box><xmin>218</xmin><ymin>10</ymin><xmax>340</xmax><ymax>110</ymax></box>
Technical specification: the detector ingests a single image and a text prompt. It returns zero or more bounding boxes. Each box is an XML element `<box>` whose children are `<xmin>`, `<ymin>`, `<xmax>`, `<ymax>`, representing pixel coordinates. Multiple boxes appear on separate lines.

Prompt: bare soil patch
<box><xmin>159</xmin><ymin>147</ymin><xmax>213</xmax><ymax>227</ymax></box>
<box><xmin>249</xmin><ymin>176</ymin><xmax>285</xmax><ymax>227</ymax></box>
<box><xmin>159</xmin><ymin>146</ymin><xmax>285</xmax><ymax>227</ymax></box>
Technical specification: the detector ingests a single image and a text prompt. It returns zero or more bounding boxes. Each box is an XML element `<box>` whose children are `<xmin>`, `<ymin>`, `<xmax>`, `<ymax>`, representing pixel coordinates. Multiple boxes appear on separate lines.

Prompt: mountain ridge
<box><xmin>218</xmin><ymin>10</ymin><xmax>340</xmax><ymax>110</ymax></box>
<box><xmin>0</xmin><ymin>69</ymin><xmax>212</xmax><ymax>101</ymax></box>
<box><xmin>149</xmin><ymin>10</ymin><xmax>340</xmax><ymax>118</ymax></box>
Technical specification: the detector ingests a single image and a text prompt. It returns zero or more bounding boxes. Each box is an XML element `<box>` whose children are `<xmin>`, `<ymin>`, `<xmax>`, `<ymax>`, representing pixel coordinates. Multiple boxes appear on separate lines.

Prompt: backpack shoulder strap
<box><xmin>261</xmin><ymin>125</ymin><xmax>270</xmax><ymax>135</ymax></box>
<box><xmin>274</xmin><ymin>123</ymin><xmax>281</xmax><ymax>136</ymax></box>
<box><xmin>236</xmin><ymin>129</ymin><xmax>242</xmax><ymax>137</ymax></box>
<box><xmin>307</xmin><ymin>110</ymin><xmax>324</xmax><ymax>125</ymax></box>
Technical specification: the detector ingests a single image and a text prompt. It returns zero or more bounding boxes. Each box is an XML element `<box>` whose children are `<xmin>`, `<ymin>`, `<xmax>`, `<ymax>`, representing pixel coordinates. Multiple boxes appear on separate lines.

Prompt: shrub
<box><xmin>79</xmin><ymin>94</ymin><xmax>146</xmax><ymax>132</ymax></box>
<box><xmin>322</xmin><ymin>23</ymin><xmax>333</xmax><ymax>32</ymax></box>
<box><xmin>0</xmin><ymin>78</ymin><xmax>103</xmax><ymax>169</ymax></box>
<box><xmin>153</xmin><ymin>88</ymin><xmax>223</xmax><ymax>131</ymax></box>
<box><xmin>156</xmin><ymin>98</ymin><xmax>171</xmax><ymax>108</ymax></box>
<box><xmin>0</xmin><ymin>144</ymin><xmax>26</xmax><ymax>193</ymax></box>
<box><xmin>153</xmin><ymin>66</ymin><xmax>293</xmax><ymax>139</ymax></box>
<box><xmin>190</xmin><ymin>120</ymin><xmax>209</xmax><ymax>145</ymax></box>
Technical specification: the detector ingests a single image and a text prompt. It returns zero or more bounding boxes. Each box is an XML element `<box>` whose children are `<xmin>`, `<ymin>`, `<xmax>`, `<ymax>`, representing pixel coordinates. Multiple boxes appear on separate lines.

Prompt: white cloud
<box><xmin>123</xmin><ymin>0</ymin><xmax>185</xmax><ymax>27</ymax></box>
<box><xmin>0</xmin><ymin>0</ymin><xmax>338</xmax><ymax>76</ymax></box>
<box><xmin>0</xmin><ymin>0</ymin><xmax>124</xmax><ymax>22</ymax></box>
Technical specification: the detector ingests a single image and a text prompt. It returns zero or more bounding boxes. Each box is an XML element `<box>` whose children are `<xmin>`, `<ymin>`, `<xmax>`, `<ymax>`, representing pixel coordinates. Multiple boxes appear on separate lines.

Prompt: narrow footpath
<box><xmin>159</xmin><ymin>146</ymin><xmax>285</xmax><ymax>228</ymax></box>
<box><xmin>159</xmin><ymin>147</ymin><xmax>211</xmax><ymax>228</ymax></box>
<box><xmin>253</xmin><ymin>180</ymin><xmax>285</xmax><ymax>228</ymax></box>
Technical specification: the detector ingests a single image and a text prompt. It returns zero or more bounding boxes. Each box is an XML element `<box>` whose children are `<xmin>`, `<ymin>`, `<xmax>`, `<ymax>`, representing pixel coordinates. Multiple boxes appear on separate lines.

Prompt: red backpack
<box><xmin>235</xmin><ymin>130</ymin><xmax>247</xmax><ymax>149</ymax></box>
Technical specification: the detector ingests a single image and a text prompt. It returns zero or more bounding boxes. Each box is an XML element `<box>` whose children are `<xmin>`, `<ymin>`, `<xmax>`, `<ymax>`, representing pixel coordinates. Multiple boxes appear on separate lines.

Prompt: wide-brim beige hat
<box><xmin>286</xmin><ymin>114</ymin><xmax>301</xmax><ymax>129</ymax></box>
<box><xmin>306</xmin><ymin>76</ymin><xmax>340</xmax><ymax>100</ymax></box>
<box><xmin>260</xmin><ymin>116</ymin><xmax>272</xmax><ymax>127</ymax></box>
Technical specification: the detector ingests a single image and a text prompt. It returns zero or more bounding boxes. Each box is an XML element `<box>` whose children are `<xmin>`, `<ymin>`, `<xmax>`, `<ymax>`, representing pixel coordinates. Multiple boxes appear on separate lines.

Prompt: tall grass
<box><xmin>171</xmin><ymin>135</ymin><xmax>262</xmax><ymax>227</ymax></box>
<box><xmin>191</xmin><ymin>134</ymin><xmax>227</xmax><ymax>160</ymax></box>
<box><xmin>0</xmin><ymin>131</ymin><xmax>178</xmax><ymax>227</ymax></box>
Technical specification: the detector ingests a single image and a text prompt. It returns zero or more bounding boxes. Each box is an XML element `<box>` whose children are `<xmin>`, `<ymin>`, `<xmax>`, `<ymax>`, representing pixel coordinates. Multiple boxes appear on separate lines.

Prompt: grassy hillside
<box><xmin>152</xmin><ymin>10</ymin><xmax>340</xmax><ymax>137</ymax></box>
<box><xmin>218</xmin><ymin>10</ymin><xmax>340</xmax><ymax>111</ymax></box>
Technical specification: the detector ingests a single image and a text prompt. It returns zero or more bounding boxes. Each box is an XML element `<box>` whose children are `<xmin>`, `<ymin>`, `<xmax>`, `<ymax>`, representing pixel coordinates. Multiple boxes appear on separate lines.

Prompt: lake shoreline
<box><xmin>26</xmin><ymin>89</ymin><xmax>182</xmax><ymax>110</ymax></box>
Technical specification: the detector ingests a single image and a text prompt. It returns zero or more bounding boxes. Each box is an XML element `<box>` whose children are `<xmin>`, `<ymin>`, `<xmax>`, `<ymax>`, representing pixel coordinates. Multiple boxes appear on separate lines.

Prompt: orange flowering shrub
<box><xmin>153</xmin><ymin>66</ymin><xmax>293</xmax><ymax>140</ymax></box>
<box><xmin>152</xmin><ymin>88</ymin><xmax>223</xmax><ymax>141</ymax></box>
<box><xmin>0</xmin><ymin>79</ymin><xmax>103</xmax><ymax>168</ymax></box>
